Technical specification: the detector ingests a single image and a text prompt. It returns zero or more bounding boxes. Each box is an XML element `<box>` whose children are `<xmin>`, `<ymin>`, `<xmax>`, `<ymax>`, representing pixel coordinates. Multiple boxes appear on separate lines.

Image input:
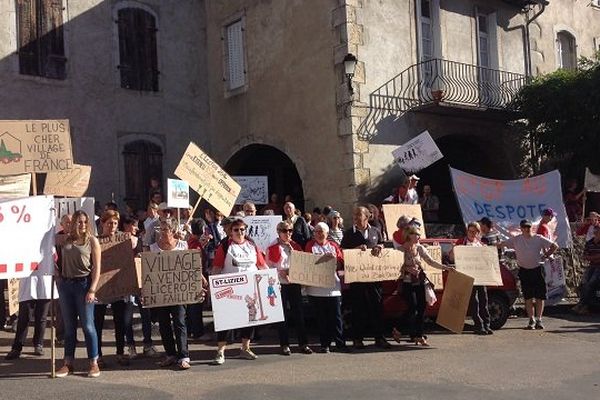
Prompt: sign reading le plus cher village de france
<box><xmin>0</xmin><ymin>120</ymin><xmax>73</xmax><ymax>174</ymax></box>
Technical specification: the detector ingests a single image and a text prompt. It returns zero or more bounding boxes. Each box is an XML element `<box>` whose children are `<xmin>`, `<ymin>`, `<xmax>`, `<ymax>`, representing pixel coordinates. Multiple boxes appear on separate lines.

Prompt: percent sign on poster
<box><xmin>0</xmin><ymin>204</ymin><xmax>31</xmax><ymax>224</ymax></box>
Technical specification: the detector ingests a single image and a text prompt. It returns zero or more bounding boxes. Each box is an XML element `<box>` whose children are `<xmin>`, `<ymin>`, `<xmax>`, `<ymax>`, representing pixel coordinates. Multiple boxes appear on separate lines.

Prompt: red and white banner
<box><xmin>0</xmin><ymin>195</ymin><xmax>55</xmax><ymax>279</ymax></box>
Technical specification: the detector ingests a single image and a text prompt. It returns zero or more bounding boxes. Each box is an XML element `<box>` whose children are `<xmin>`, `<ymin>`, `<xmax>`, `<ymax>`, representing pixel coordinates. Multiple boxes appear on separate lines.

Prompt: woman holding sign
<box><xmin>55</xmin><ymin>210</ymin><xmax>102</xmax><ymax>378</ymax></box>
<box><xmin>211</xmin><ymin>217</ymin><xmax>268</xmax><ymax>365</ymax></box>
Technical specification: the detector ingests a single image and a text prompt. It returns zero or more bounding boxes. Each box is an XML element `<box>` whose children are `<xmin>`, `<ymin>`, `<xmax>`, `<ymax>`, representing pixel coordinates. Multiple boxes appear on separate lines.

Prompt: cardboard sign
<box><xmin>544</xmin><ymin>257</ymin><xmax>566</xmax><ymax>306</ymax></box>
<box><xmin>8</xmin><ymin>278</ymin><xmax>20</xmax><ymax>316</ymax></box>
<box><xmin>96</xmin><ymin>233</ymin><xmax>139</xmax><ymax>302</ymax></box>
<box><xmin>288</xmin><ymin>250</ymin><xmax>337</xmax><ymax>288</ymax></box>
<box><xmin>174</xmin><ymin>142</ymin><xmax>241</xmax><ymax>216</ymax></box>
<box><xmin>233</xmin><ymin>176</ymin><xmax>269</xmax><ymax>205</ymax></box>
<box><xmin>210</xmin><ymin>269</ymin><xmax>284</xmax><ymax>331</ymax></box>
<box><xmin>0</xmin><ymin>120</ymin><xmax>73</xmax><ymax>174</ymax></box>
<box><xmin>167</xmin><ymin>178</ymin><xmax>190</xmax><ymax>209</ymax></box>
<box><xmin>44</xmin><ymin>164</ymin><xmax>91</xmax><ymax>197</ymax></box>
<box><xmin>141</xmin><ymin>250</ymin><xmax>204</xmax><ymax>308</ymax></box>
<box><xmin>243</xmin><ymin>215</ymin><xmax>282</xmax><ymax>252</ymax></box>
<box><xmin>0</xmin><ymin>196</ymin><xmax>55</xmax><ymax>279</ymax></box>
<box><xmin>0</xmin><ymin>173</ymin><xmax>31</xmax><ymax>200</ymax></box>
<box><xmin>436</xmin><ymin>270</ymin><xmax>474</xmax><ymax>334</ymax></box>
<box><xmin>382</xmin><ymin>203</ymin><xmax>426</xmax><ymax>240</ymax></box>
<box><xmin>423</xmin><ymin>245</ymin><xmax>444</xmax><ymax>289</ymax></box>
<box><xmin>392</xmin><ymin>130</ymin><xmax>443</xmax><ymax>173</ymax></box>
<box><xmin>343</xmin><ymin>248</ymin><xmax>404</xmax><ymax>283</ymax></box>
<box><xmin>453</xmin><ymin>246</ymin><xmax>502</xmax><ymax>286</ymax></box>
<box><xmin>54</xmin><ymin>197</ymin><xmax>96</xmax><ymax>234</ymax></box>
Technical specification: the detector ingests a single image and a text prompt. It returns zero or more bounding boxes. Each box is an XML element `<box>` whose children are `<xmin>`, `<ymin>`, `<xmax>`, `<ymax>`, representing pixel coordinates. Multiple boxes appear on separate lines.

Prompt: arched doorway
<box><xmin>122</xmin><ymin>140</ymin><xmax>163</xmax><ymax>211</ymax></box>
<box><xmin>225</xmin><ymin>144</ymin><xmax>304</xmax><ymax>211</ymax></box>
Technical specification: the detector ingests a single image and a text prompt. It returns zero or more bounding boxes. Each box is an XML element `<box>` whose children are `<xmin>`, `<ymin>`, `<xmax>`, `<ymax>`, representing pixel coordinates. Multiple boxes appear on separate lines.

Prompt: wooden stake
<box><xmin>31</xmin><ymin>173</ymin><xmax>37</xmax><ymax>196</ymax></box>
<box><xmin>188</xmin><ymin>196</ymin><xmax>202</xmax><ymax>224</ymax></box>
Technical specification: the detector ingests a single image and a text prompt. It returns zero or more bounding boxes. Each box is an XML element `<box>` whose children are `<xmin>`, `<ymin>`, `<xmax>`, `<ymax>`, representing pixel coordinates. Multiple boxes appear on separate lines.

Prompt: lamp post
<box><xmin>343</xmin><ymin>53</ymin><xmax>358</xmax><ymax>96</ymax></box>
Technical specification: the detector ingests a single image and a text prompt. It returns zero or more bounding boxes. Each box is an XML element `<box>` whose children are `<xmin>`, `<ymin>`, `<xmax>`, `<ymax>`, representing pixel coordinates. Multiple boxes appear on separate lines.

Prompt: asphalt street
<box><xmin>0</xmin><ymin>311</ymin><xmax>598</xmax><ymax>400</ymax></box>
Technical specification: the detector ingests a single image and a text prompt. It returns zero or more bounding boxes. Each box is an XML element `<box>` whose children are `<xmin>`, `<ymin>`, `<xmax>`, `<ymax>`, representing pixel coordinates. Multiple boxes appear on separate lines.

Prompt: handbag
<box><xmin>424</xmin><ymin>282</ymin><xmax>437</xmax><ymax>306</ymax></box>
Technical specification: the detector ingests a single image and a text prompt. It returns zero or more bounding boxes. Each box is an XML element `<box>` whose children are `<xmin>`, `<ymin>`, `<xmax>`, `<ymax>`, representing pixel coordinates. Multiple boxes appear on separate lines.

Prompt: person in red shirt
<box><xmin>537</xmin><ymin>208</ymin><xmax>556</xmax><ymax>239</ymax></box>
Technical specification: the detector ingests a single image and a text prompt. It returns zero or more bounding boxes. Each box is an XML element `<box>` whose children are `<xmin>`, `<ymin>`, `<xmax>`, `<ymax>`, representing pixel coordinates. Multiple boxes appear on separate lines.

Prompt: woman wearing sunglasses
<box><xmin>211</xmin><ymin>217</ymin><xmax>268</xmax><ymax>365</ymax></box>
<box><xmin>266</xmin><ymin>221</ymin><xmax>312</xmax><ymax>355</ymax></box>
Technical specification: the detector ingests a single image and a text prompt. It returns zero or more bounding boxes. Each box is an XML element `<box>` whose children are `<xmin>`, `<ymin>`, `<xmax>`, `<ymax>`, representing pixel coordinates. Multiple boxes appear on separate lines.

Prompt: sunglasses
<box><xmin>468</xmin><ymin>229</ymin><xmax>480</xmax><ymax>234</ymax></box>
<box><xmin>233</xmin><ymin>228</ymin><xmax>246</xmax><ymax>233</ymax></box>
<box><xmin>278</xmin><ymin>229</ymin><xmax>294</xmax><ymax>233</ymax></box>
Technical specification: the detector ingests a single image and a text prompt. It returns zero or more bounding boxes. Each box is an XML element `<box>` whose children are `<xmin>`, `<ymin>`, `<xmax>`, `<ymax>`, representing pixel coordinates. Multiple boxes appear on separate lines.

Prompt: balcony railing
<box><xmin>357</xmin><ymin>58</ymin><xmax>528</xmax><ymax>140</ymax></box>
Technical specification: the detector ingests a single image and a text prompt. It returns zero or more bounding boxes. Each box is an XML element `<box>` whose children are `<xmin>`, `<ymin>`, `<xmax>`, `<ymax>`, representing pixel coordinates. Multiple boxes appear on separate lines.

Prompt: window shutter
<box><xmin>40</xmin><ymin>0</ymin><xmax>66</xmax><ymax>79</ymax></box>
<box><xmin>227</xmin><ymin>20</ymin><xmax>245</xmax><ymax>90</ymax></box>
<box><xmin>141</xmin><ymin>10</ymin><xmax>159</xmax><ymax>91</ymax></box>
<box><xmin>117</xmin><ymin>8</ymin><xmax>137</xmax><ymax>89</ymax></box>
<box><xmin>17</xmin><ymin>0</ymin><xmax>40</xmax><ymax>76</ymax></box>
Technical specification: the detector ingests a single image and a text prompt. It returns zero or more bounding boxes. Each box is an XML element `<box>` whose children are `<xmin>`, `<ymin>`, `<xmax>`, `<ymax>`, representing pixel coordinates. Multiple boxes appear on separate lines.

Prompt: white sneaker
<box><xmin>239</xmin><ymin>348</ymin><xmax>258</xmax><ymax>360</ymax></box>
<box><xmin>213</xmin><ymin>351</ymin><xmax>225</xmax><ymax>365</ymax></box>
<box><xmin>143</xmin><ymin>345</ymin><xmax>160</xmax><ymax>358</ymax></box>
<box><xmin>127</xmin><ymin>345</ymin><xmax>138</xmax><ymax>359</ymax></box>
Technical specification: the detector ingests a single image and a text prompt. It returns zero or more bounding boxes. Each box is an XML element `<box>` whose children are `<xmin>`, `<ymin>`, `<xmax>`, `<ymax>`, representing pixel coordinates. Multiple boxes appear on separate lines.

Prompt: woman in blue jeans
<box><xmin>56</xmin><ymin>210</ymin><xmax>102</xmax><ymax>378</ymax></box>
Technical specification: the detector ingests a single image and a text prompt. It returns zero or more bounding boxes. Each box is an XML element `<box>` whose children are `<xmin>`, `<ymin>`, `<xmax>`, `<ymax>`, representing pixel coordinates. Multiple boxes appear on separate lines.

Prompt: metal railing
<box><xmin>357</xmin><ymin>58</ymin><xmax>528</xmax><ymax>140</ymax></box>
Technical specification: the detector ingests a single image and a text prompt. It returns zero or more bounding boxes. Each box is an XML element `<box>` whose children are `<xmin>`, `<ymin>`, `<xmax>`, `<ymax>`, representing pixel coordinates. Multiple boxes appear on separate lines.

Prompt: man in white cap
<box><xmin>404</xmin><ymin>175</ymin><xmax>420</xmax><ymax>205</ymax></box>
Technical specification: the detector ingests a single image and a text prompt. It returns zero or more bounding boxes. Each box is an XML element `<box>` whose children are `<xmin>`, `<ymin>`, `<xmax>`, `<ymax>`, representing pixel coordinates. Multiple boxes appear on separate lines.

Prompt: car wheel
<box><xmin>488</xmin><ymin>292</ymin><xmax>509</xmax><ymax>330</ymax></box>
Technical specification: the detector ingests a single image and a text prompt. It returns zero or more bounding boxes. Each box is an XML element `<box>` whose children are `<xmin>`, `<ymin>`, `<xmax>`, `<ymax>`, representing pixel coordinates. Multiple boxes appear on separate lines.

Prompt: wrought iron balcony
<box><xmin>357</xmin><ymin>58</ymin><xmax>528</xmax><ymax>141</ymax></box>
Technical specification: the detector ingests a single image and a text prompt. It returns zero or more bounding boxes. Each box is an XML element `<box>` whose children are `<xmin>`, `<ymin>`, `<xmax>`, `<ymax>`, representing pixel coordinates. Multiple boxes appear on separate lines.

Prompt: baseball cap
<box><xmin>542</xmin><ymin>208</ymin><xmax>556</xmax><ymax>217</ymax></box>
<box><xmin>520</xmin><ymin>219</ymin><xmax>532</xmax><ymax>228</ymax></box>
<box><xmin>408</xmin><ymin>174</ymin><xmax>420</xmax><ymax>181</ymax></box>
<box><xmin>158</xmin><ymin>202</ymin><xmax>170</xmax><ymax>211</ymax></box>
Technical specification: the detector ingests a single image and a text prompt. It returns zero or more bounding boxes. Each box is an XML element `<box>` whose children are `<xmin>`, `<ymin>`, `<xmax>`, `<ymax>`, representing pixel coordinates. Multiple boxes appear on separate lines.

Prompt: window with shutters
<box><xmin>116</xmin><ymin>6</ymin><xmax>159</xmax><ymax>92</ymax></box>
<box><xmin>556</xmin><ymin>31</ymin><xmax>577</xmax><ymax>70</ymax></box>
<box><xmin>16</xmin><ymin>0</ymin><xmax>66</xmax><ymax>79</ymax></box>
<box><xmin>224</xmin><ymin>19</ymin><xmax>246</xmax><ymax>92</ymax></box>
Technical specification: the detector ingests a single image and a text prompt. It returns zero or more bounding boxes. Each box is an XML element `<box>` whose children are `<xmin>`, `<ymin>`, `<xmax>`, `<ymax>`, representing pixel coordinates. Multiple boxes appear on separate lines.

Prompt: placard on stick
<box><xmin>44</xmin><ymin>164</ymin><xmax>91</xmax><ymax>197</ymax></box>
<box><xmin>423</xmin><ymin>245</ymin><xmax>444</xmax><ymax>289</ymax></box>
<box><xmin>243</xmin><ymin>215</ymin><xmax>282</xmax><ymax>253</ymax></box>
<box><xmin>382</xmin><ymin>203</ymin><xmax>426</xmax><ymax>240</ymax></box>
<box><xmin>343</xmin><ymin>248</ymin><xmax>404</xmax><ymax>283</ymax></box>
<box><xmin>453</xmin><ymin>246</ymin><xmax>502</xmax><ymax>286</ymax></box>
<box><xmin>8</xmin><ymin>278</ymin><xmax>20</xmax><ymax>316</ymax></box>
<box><xmin>0</xmin><ymin>173</ymin><xmax>31</xmax><ymax>200</ymax></box>
<box><xmin>96</xmin><ymin>233</ymin><xmax>139</xmax><ymax>302</ymax></box>
<box><xmin>288</xmin><ymin>250</ymin><xmax>337</xmax><ymax>288</ymax></box>
<box><xmin>141</xmin><ymin>250</ymin><xmax>204</xmax><ymax>308</ymax></box>
<box><xmin>167</xmin><ymin>178</ymin><xmax>190</xmax><ymax>209</ymax></box>
<box><xmin>436</xmin><ymin>270</ymin><xmax>474</xmax><ymax>334</ymax></box>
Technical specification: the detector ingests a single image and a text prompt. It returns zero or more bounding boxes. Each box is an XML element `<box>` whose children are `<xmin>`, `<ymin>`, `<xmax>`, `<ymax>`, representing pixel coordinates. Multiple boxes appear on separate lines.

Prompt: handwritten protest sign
<box><xmin>174</xmin><ymin>142</ymin><xmax>241</xmax><ymax>216</ymax></box>
<box><xmin>141</xmin><ymin>250</ymin><xmax>204</xmax><ymax>308</ymax></box>
<box><xmin>450</xmin><ymin>167</ymin><xmax>571</xmax><ymax>247</ymax></box>
<box><xmin>343</xmin><ymin>248</ymin><xmax>404</xmax><ymax>283</ymax></box>
<box><xmin>44</xmin><ymin>164</ymin><xmax>91</xmax><ymax>197</ymax></box>
<box><xmin>0</xmin><ymin>196</ymin><xmax>55</xmax><ymax>279</ymax></box>
<box><xmin>96</xmin><ymin>233</ymin><xmax>138</xmax><ymax>302</ymax></box>
<box><xmin>210</xmin><ymin>269</ymin><xmax>284</xmax><ymax>331</ymax></box>
<box><xmin>436</xmin><ymin>270</ymin><xmax>474</xmax><ymax>334</ymax></box>
<box><xmin>243</xmin><ymin>215</ymin><xmax>281</xmax><ymax>252</ymax></box>
<box><xmin>392</xmin><ymin>130</ymin><xmax>443</xmax><ymax>173</ymax></box>
<box><xmin>423</xmin><ymin>245</ymin><xmax>444</xmax><ymax>289</ymax></box>
<box><xmin>8</xmin><ymin>278</ymin><xmax>19</xmax><ymax>316</ymax></box>
<box><xmin>167</xmin><ymin>178</ymin><xmax>190</xmax><ymax>209</ymax></box>
<box><xmin>233</xmin><ymin>176</ymin><xmax>269</xmax><ymax>205</ymax></box>
<box><xmin>544</xmin><ymin>257</ymin><xmax>566</xmax><ymax>306</ymax></box>
<box><xmin>0</xmin><ymin>120</ymin><xmax>73</xmax><ymax>174</ymax></box>
<box><xmin>0</xmin><ymin>173</ymin><xmax>31</xmax><ymax>200</ymax></box>
<box><xmin>382</xmin><ymin>203</ymin><xmax>426</xmax><ymax>240</ymax></box>
<box><xmin>288</xmin><ymin>250</ymin><xmax>337</xmax><ymax>288</ymax></box>
<box><xmin>453</xmin><ymin>246</ymin><xmax>502</xmax><ymax>286</ymax></box>
<box><xmin>54</xmin><ymin>197</ymin><xmax>96</xmax><ymax>234</ymax></box>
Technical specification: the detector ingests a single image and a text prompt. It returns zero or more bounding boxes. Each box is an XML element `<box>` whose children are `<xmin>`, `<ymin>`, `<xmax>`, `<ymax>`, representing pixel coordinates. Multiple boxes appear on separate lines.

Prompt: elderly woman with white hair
<box><xmin>304</xmin><ymin>222</ymin><xmax>348</xmax><ymax>353</ymax></box>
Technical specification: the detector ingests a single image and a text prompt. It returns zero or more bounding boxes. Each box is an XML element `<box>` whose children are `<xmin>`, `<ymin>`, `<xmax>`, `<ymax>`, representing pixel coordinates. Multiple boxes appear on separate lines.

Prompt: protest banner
<box><xmin>450</xmin><ymin>167</ymin><xmax>571</xmax><ymax>247</ymax></box>
<box><xmin>141</xmin><ymin>250</ymin><xmax>204</xmax><ymax>308</ymax></box>
<box><xmin>233</xmin><ymin>176</ymin><xmax>269</xmax><ymax>205</ymax></box>
<box><xmin>343</xmin><ymin>248</ymin><xmax>404</xmax><ymax>284</ymax></box>
<box><xmin>96</xmin><ymin>233</ymin><xmax>139</xmax><ymax>302</ymax></box>
<box><xmin>453</xmin><ymin>246</ymin><xmax>502</xmax><ymax>286</ymax></box>
<box><xmin>0</xmin><ymin>196</ymin><xmax>55</xmax><ymax>279</ymax></box>
<box><xmin>423</xmin><ymin>245</ymin><xmax>444</xmax><ymax>289</ymax></box>
<box><xmin>584</xmin><ymin>168</ymin><xmax>600</xmax><ymax>193</ymax></box>
<box><xmin>210</xmin><ymin>269</ymin><xmax>284</xmax><ymax>331</ymax></box>
<box><xmin>8</xmin><ymin>278</ymin><xmax>20</xmax><ymax>316</ymax></box>
<box><xmin>0</xmin><ymin>173</ymin><xmax>31</xmax><ymax>200</ymax></box>
<box><xmin>436</xmin><ymin>270</ymin><xmax>474</xmax><ymax>334</ymax></box>
<box><xmin>174</xmin><ymin>142</ymin><xmax>241</xmax><ymax>216</ymax></box>
<box><xmin>391</xmin><ymin>130</ymin><xmax>443</xmax><ymax>173</ymax></box>
<box><xmin>167</xmin><ymin>178</ymin><xmax>190</xmax><ymax>209</ymax></box>
<box><xmin>44</xmin><ymin>164</ymin><xmax>91</xmax><ymax>197</ymax></box>
<box><xmin>382</xmin><ymin>203</ymin><xmax>426</xmax><ymax>239</ymax></box>
<box><xmin>54</xmin><ymin>197</ymin><xmax>96</xmax><ymax>234</ymax></box>
<box><xmin>288</xmin><ymin>250</ymin><xmax>337</xmax><ymax>288</ymax></box>
<box><xmin>544</xmin><ymin>257</ymin><xmax>567</xmax><ymax>306</ymax></box>
<box><xmin>0</xmin><ymin>120</ymin><xmax>73</xmax><ymax>174</ymax></box>
<box><xmin>243</xmin><ymin>215</ymin><xmax>282</xmax><ymax>252</ymax></box>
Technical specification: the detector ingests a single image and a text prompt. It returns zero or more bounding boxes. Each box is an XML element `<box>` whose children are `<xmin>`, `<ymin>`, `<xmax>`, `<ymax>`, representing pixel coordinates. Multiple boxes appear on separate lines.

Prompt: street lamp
<box><xmin>343</xmin><ymin>53</ymin><xmax>358</xmax><ymax>96</ymax></box>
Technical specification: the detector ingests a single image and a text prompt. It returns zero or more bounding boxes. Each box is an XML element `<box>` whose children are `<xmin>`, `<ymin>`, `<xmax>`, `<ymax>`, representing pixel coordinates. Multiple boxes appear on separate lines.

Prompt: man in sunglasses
<box><xmin>498</xmin><ymin>219</ymin><xmax>558</xmax><ymax>330</ymax></box>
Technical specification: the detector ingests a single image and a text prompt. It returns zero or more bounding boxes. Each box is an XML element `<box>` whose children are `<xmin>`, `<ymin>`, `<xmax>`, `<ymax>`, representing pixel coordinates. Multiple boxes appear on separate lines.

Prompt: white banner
<box><xmin>450</xmin><ymin>167</ymin><xmax>572</xmax><ymax>247</ymax></box>
<box><xmin>392</xmin><ymin>130</ymin><xmax>443</xmax><ymax>173</ymax></box>
<box><xmin>233</xmin><ymin>176</ymin><xmax>269</xmax><ymax>205</ymax></box>
<box><xmin>0</xmin><ymin>196</ymin><xmax>55</xmax><ymax>279</ymax></box>
<box><xmin>210</xmin><ymin>269</ymin><xmax>284</xmax><ymax>332</ymax></box>
<box><xmin>167</xmin><ymin>178</ymin><xmax>190</xmax><ymax>209</ymax></box>
<box><xmin>585</xmin><ymin>168</ymin><xmax>600</xmax><ymax>193</ymax></box>
<box><xmin>544</xmin><ymin>257</ymin><xmax>566</xmax><ymax>306</ymax></box>
<box><xmin>0</xmin><ymin>173</ymin><xmax>31</xmax><ymax>200</ymax></box>
<box><xmin>54</xmin><ymin>197</ymin><xmax>96</xmax><ymax>234</ymax></box>
<box><xmin>242</xmin><ymin>215</ymin><xmax>281</xmax><ymax>252</ymax></box>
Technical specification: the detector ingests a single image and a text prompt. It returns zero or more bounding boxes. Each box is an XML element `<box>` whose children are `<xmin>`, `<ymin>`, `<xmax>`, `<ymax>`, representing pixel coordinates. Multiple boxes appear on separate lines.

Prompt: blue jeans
<box><xmin>157</xmin><ymin>305</ymin><xmax>189</xmax><ymax>360</ymax></box>
<box><xmin>57</xmin><ymin>278</ymin><xmax>98</xmax><ymax>361</ymax></box>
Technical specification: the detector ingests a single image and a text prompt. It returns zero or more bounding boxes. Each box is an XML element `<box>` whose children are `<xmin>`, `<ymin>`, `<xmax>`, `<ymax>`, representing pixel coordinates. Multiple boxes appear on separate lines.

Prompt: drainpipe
<box><xmin>524</xmin><ymin>1</ymin><xmax>548</xmax><ymax>78</ymax></box>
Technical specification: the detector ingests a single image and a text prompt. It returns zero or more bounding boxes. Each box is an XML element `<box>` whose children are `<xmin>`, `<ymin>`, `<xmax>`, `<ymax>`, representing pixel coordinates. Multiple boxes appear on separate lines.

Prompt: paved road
<box><xmin>1</xmin><ymin>311</ymin><xmax>598</xmax><ymax>400</ymax></box>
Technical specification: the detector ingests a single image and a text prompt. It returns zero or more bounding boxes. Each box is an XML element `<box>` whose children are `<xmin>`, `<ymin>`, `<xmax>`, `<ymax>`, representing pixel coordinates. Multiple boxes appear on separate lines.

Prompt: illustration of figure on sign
<box><xmin>245</xmin><ymin>295</ymin><xmax>258</xmax><ymax>322</ymax></box>
<box><xmin>253</xmin><ymin>274</ymin><xmax>269</xmax><ymax>321</ymax></box>
<box><xmin>267</xmin><ymin>277</ymin><xmax>277</xmax><ymax>306</ymax></box>
<box><xmin>0</xmin><ymin>134</ymin><xmax>22</xmax><ymax>164</ymax></box>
